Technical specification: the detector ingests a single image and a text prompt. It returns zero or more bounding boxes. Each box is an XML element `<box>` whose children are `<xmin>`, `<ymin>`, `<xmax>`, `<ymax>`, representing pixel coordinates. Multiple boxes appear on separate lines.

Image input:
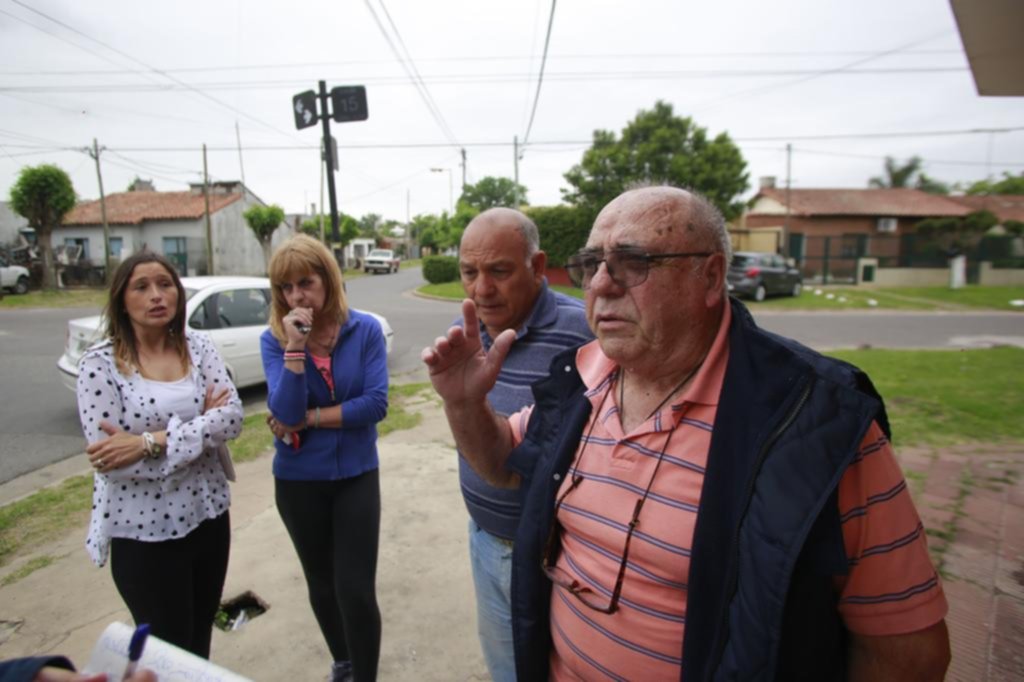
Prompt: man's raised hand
<box><xmin>421</xmin><ymin>299</ymin><xmax>515</xmax><ymax>405</ymax></box>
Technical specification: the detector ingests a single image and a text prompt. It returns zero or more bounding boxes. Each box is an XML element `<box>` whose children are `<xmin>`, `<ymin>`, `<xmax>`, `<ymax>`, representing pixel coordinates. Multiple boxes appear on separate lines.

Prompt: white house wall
<box><xmin>211</xmin><ymin>194</ymin><xmax>292</xmax><ymax>276</ymax></box>
<box><xmin>138</xmin><ymin>219</ymin><xmax>208</xmax><ymax>275</ymax></box>
<box><xmin>0</xmin><ymin>203</ymin><xmax>28</xmax><ymax>245</ymax></box>
<box><xmin>53</xmin><ymin>225</ymin><xmax>137</xmax><ymax>263</ymax></box>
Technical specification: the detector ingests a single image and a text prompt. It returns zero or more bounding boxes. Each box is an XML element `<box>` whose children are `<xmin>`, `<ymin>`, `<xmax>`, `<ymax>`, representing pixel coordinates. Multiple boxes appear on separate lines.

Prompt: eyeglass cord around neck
<box><xmin>618</xmin><ymin>354</ymin><xmax>707</xmax><ymax>427</ymax></box>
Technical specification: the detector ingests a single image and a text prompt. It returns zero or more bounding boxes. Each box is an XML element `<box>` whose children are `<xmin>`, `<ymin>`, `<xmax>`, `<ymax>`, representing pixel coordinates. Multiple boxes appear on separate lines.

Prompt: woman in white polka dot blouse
<box><xmin>76</xmin><ymin>251</ymin><xmax>243</xmax><ymax>659</ymax></box>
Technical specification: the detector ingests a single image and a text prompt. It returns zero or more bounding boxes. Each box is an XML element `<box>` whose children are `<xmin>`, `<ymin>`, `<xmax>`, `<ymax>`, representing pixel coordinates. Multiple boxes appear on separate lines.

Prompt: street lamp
<box><xmin>430</xmin><ymin>167</ymin><xmax>453</xmax><ymax>214</ymax></box>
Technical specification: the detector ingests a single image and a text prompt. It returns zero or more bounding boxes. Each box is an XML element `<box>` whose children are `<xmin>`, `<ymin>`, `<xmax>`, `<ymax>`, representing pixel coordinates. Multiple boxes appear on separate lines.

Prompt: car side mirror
<box><xmin>786</xmin><ymin>258</ymin><xmax>796</xmax><ymax>268</ymax></box>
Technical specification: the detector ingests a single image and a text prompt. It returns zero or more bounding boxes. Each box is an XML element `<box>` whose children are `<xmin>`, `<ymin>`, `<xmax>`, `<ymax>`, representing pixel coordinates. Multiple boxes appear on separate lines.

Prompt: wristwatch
<box><xmin>142</xmin><ymin>432</ymin><xmax>164</xmax><ymax>458</ymax></box>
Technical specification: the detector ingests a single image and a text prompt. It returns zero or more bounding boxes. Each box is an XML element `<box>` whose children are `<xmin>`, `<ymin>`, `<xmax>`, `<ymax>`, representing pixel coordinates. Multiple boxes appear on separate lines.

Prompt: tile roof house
<box><xmin>947</xmin><ymin>195</ymin><xmax>1024</xmax><ymax>224</ymax></box>
<box><xmin>742</xmin><ymin>185</ymin><xmax>978</xmax><ymax>283</ymax></box>
<box><xmin>60</xmin><ymin>179</ymin><xmax>290</xmax><ymax>276</ymax></box>
<box><xmin>745</xmin><ymin>187</ymin><xmax>970</xmax><ymax>236</ymax></box>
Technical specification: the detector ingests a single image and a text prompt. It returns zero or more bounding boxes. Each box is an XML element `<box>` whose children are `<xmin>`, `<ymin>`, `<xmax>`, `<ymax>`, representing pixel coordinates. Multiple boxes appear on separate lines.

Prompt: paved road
<box><xmin>0</xmin><ymin>306</ymin><xmax>99</xmax><ymax>484</ymax></box>
<box><xmin>345</xmin><ymin>267</ymin><xmax>459</xmax><ymax>379</ymax></box>
<box><xmin>1</xmin><ymin>274</ymin><xmax>1020</xmax><ymax>483</ymax></box>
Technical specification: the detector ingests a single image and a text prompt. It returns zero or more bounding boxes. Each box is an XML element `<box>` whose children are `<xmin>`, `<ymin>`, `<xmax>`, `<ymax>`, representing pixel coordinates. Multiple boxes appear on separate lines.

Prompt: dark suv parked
<box><xmin>727</xmin><ymin>251</ymin><xmax>802</xmax><ymax>301</ymax></box>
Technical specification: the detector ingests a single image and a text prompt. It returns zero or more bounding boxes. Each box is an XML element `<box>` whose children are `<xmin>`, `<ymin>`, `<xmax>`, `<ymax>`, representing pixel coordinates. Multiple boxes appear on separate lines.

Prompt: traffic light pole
<box><xmin>317</xmin><ymin>80</ymin><xmax>340</xmax><ymax>244</ymax></box>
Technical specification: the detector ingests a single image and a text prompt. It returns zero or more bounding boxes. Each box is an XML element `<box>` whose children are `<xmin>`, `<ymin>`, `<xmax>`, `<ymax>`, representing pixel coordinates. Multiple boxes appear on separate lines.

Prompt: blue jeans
<box><xmin>469</xmin><ymin>519</ymin><xmax>516</xmax><ymax>682</ymax></box>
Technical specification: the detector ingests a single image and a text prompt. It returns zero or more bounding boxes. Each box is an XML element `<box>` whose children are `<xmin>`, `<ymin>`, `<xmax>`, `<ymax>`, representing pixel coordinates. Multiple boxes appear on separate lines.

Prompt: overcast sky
<box><xmin>2</xmin><ymin>0</ymin><xmax>1022</xmax><ymax>225</ymax></box>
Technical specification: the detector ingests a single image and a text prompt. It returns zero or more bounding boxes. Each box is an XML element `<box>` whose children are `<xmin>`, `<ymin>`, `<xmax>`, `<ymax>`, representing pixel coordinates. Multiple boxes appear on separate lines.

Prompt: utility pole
<box><xmin>319</xmin><ymin>141</ymin><xmax>326</xmax><ymax>243</ymax></box>
<box><xmin>784</xmin><ymin>142</ymin><xmax>792</xmax><ymax>258</ymax></box>
<box><xmin>235</xmin><ymin>121</ymin><xmax>246</xmax><ymax>188</ymax></box>
<box><xmin>513</xmin><ymin>135</ymin><xmax>520</xmax><ymax>207</ymax></box>
<box><xmin>88</xmin><ymin>138</ymin><xmax>112</xmax><ymax>284</ymax></box>
<box><xmin>317</xmin><ymin>80</ymin><xmax>340</xmax><ymax>245</ymax></box>
<box><xmin>202</xmin><ymin>144</ymin><xmax>214</xmax><ymax>275</ymax></box>
<box><xmin>460</xmin><ymin>147</ymin><xmax>467</xmax><ymax>192</ymax></box>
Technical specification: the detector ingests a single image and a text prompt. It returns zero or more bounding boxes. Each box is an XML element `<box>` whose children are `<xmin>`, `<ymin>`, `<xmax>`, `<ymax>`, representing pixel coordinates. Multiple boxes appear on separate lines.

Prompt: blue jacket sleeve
<box><xmin>340</xmin><ymin>318</ymin><xmax>388</xmax><ymax>428</ymax></box>
<box><xmin>261</xmin><ymin>331</ymin><xmax>308</xmax><ymax>427</ymax></box>
<box><xmin>0</xmin><ymin>655</ymin><xmax>75</xmax><ymax>681</ymax></box>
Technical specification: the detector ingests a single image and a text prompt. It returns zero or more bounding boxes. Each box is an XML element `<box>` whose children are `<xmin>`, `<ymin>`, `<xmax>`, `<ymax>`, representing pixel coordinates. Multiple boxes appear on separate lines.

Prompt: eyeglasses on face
<box><xmin>566</xmin><ymin>248</ymin><xmax>713</xmax><ymax>289</ymax></box>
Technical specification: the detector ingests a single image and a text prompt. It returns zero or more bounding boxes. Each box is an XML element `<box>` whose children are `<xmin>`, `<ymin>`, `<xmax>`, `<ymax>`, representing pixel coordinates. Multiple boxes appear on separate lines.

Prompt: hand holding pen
<box><xmin>121</xmin><ymin>624</ymin><xmax>150</xmax><ymax>681</ymax></box>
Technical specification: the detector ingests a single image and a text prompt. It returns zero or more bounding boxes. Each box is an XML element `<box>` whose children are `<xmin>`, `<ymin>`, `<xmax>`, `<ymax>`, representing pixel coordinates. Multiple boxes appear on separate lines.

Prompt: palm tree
<box><xmin>869</xmin><ymin>156</ymin><xmax>923</xmax><ymax>189</ymax></box>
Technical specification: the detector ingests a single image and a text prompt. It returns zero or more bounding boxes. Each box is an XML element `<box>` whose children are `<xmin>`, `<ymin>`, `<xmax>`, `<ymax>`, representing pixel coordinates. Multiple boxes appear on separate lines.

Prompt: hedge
<box><xmin>422</xmin><ymin>255</ymin><xmax>459</xmax><ymax>284</ymax></box>
<box><xmin>525</xmin><ymin>205</ymin><xmax>596</xmax><ymax>267</ymax></box>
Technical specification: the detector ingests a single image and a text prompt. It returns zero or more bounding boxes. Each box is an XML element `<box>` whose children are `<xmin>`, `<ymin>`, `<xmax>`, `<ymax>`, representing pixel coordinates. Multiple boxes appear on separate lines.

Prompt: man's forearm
<box><xmin>445</xmin><ymin>399</ymin><xmax>518</xmax><ymax>488</ymax></box>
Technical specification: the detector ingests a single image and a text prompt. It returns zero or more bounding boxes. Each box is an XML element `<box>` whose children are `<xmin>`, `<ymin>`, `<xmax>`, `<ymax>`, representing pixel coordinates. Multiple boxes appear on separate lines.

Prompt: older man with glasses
<box><xmin>423</xmin><ymin>186</ymin><xmax>950</xmax><ymax>681</ymax></box>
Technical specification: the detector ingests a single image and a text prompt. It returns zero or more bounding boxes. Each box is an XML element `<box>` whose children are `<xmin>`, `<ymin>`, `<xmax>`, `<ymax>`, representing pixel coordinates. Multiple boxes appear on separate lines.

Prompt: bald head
<box><xmin>459</xmin><ymin>207</ymin><xmax>547</xmax><ymax>338</ymax></box>
<box><xmin>594</xmin><ymin>186</ymin><xmax>731</xmax><ymax>262</ymax></box>
<box><xmin>462</xmin><ymin>207</ymin><xmax>540</xmax><ymax>258</ymax></box>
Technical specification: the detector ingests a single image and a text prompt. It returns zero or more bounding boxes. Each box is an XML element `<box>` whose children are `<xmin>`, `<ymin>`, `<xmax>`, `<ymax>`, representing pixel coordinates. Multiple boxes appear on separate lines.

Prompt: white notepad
<box><xmin>84</xmin><ymin>621</ymin><xmax>251</xmax><ymax>682</ymax></box>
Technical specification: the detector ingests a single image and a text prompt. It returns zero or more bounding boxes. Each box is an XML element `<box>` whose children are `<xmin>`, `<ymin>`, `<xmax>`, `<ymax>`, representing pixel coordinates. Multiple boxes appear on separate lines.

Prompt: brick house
<box><xmin>742</xmin><ymin>186</ymin><xmax>972</xmax><ymax>282</ymax></box>
<box><xmin>60</xmin><ymin>179</ymin><xmax>289</xmax><ymax>276</ymax></box>
<box><xmin>947</xmin><ymin>195</ymin><xmax>1024</xmax><ymax>224</ymax></box>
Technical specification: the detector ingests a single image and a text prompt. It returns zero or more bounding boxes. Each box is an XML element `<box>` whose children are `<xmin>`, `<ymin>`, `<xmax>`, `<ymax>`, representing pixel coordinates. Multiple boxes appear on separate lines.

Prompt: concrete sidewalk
<box><xmin>0</xmin><ymin>400</ymin><xmax>1022</xmax><ymax>680</ymax></box>
<box><xmin>0</xmin><ymin>394</ymin><xmax>488</xmax><ymax>681</ymax></box>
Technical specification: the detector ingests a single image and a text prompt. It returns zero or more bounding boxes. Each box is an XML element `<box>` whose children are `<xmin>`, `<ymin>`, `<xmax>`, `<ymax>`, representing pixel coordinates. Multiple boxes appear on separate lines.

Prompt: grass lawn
<box><xmin>419</xmin><ymin>281</ymin><xmax>467</xmax><ymax>299</ymax></box>
<box><xmin>0</xmin><ymin>382</ymin><xmax>435</xmax><ymax>576</ymax></box>
<box><xmin>749</xmin><ymin>285</ymin><xmax>1024</xmax><ymax>311</ymax></box>
<box><xmin>827</xmin><ymin>346</ymin><xmax>1024</xmax><ymax>446</ymax></box>
<box><xmin>0</xmin><ymin>288</ymin><xmax>107</xmax><ymax>309</ymax></box>
<box><xmin>422</xmin><ymin>282</ymin><xmax>1023</xmax><ymax>312</ymax></box>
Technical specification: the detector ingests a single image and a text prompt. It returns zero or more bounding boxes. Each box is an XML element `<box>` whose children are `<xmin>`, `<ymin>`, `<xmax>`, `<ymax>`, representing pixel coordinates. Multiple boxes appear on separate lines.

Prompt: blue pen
<box><xmin>122</xmin><ymin>623</ymin><xmax>150</xmax><ymax>681</ymax></box>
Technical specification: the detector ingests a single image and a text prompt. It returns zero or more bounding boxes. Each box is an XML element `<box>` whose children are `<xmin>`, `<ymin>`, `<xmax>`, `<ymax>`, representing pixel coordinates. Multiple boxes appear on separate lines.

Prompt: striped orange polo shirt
<box><xmin>509</xmin><ymin>302</ymin><xmax>947</xmax><ymax>680</ymax></box>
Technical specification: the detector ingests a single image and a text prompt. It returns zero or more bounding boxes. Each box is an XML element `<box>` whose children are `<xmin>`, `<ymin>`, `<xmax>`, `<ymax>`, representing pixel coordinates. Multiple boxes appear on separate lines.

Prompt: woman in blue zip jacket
<box><xmin>260</xmin><ymin>235</ymin><xmax>388</xmax><ymax>682</ymax></box>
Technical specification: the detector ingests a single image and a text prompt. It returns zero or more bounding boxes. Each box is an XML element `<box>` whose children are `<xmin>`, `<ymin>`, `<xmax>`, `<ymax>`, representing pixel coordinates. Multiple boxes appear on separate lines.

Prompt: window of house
<box><xmin>64</xmin><ymin>237</ymin><xmax>89</xmax><ymax>260</ymax></box>
<box><xmin>163</xmin><ymin>237</ymin><xmax>188</xmax><ymax>274</ymax></box>
<box><xmin>109</xmin><ymin>237</ymin><xmax>123</xmax><ymax>258</ymax></box>
<box><xmin>876</xmin><ymin>217</ymin><xmax>898</xmax><ymax>233</ymax></box>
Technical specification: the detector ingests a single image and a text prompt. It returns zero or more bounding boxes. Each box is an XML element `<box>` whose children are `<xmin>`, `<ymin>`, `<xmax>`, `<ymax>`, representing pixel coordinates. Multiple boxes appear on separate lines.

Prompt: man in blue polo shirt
<box><xmin>454</xmin><ymin>207</ymin><xmax>593</xmax><ymax>681</ymax></box>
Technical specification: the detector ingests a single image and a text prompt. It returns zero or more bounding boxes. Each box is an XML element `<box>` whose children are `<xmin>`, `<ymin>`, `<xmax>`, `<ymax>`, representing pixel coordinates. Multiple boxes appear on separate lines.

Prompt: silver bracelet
<box><xmin>314</xmin><ymin>406</ymin><xmax>321</xmax><ymax>429</ymax></box>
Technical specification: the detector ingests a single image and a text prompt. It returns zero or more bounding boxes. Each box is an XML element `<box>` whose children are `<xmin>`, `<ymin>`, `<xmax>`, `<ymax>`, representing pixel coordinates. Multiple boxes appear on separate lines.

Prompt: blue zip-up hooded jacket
<box><xmin>506</xmin><ymin>298</ymin><xmax>890</xmax><ymax>681</ymax></box>
<box><xmin>261</xmin><ymin>309</ymin><xmax>388</xmax><ymax>480</ymax></box>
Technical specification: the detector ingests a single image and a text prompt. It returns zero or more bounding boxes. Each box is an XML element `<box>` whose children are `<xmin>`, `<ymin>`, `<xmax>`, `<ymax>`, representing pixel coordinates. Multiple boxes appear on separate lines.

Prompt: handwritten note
<box><xmin>84</xmin><ymin>622</ymin><xmax>252</xmax><ymax>682</ymax></box>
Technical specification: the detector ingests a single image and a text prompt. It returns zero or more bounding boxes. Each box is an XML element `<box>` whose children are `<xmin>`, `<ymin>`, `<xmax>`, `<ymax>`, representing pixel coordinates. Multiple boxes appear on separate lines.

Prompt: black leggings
<box><xmin>110</xmin><ymin>511</ymin><xmax>230</xmax><ymax>659</ymax></box>
<box><xmin>276</xmin><ymin>470</ymin><xmax>382</xmax><ymax>682</ymax></box>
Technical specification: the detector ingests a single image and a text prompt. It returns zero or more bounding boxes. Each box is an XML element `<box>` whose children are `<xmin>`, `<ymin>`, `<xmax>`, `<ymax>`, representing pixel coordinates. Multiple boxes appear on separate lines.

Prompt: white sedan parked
<box><xmin>57</xmin><ymin>276</ymin><xmax>394</xmax><ymax>391</ymax></box>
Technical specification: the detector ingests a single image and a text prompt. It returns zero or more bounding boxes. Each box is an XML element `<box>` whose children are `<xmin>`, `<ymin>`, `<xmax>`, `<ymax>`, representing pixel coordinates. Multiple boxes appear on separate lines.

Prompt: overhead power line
<box><xmin>0</xmin><ymin>67</ymin><xmax>970</xmax><ymax>94</ymax></box>
<box><xmin>690</xmin><ymin>29</ymin><xmax>955</xmax><ymax>113</ymax></box>
<box><xmin>363</xmin><ymin>0</ymin><xmax>461</xmax><ymax>149</ymax></box>
<box><xmin>521</xmin><ymin>0</ymin><xmax>557</xmax><ymax>149</ymax></box>
<box><xmin>2</xmin><ymin>125</ymin><xmax>1020</xmax><ymax>154</ymax></box>
<box><xmin>0</xmin><ymin>49</ymin><xmax>965</xmax><ymax>78</ymax></box>
<box><xmin>7</xmin><ymin>0</ymin><xmax>305</xmax><ymax>146</ymax></box>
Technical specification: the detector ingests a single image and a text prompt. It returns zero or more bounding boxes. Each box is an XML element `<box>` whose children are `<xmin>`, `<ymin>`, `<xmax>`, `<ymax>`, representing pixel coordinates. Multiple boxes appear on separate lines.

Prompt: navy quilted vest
<box><xmin>508</xmin><ymin>298</ymin><xmax>889</xmax><ymax>681</ymax></box>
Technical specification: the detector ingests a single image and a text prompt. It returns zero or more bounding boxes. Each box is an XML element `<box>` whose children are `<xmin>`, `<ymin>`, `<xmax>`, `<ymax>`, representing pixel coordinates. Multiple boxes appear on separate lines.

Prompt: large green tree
<box><xmin>301</xmin><ymin>212</ymin><xmax>360</xmax><ymax>246</ymax></box>
<box><xmin>8</xmin><ymin>164</ymin><xmax>76</xmax><ymax>290</ymax></box>
<box><xmin>243</xmin><ymin>204</ymin><xmax>285</xmax><ymax>272</ymax></box>
<box><xmin>458</xmin><ymin>176</ymin><xmax>528</xmax><ymax>210</ymax></box>
<box><xmin>562</xmin><ymin>101</ymin><xmax>749</xmax><ymax>219</ymax></box>
<box><xmin>966</xmin><ymin>172</ymin><xmax>1024</xmax><ymax>196</ymax></box>
<box><xmin>357</xmin><ymin>212</ymin><xmax>383</xmax><ymax>239</ymax></box>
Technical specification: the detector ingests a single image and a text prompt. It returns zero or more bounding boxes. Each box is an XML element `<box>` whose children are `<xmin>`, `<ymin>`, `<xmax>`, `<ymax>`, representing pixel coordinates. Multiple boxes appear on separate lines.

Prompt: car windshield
<box><xmin>731</xmin><ymin>255</ymin><xmax>758</xmax><ymax>268</ymax></box>
<box><xmin>369</xmin><ymin>250</ymin><xmax>389</xmax><ymax>257</ymax></box>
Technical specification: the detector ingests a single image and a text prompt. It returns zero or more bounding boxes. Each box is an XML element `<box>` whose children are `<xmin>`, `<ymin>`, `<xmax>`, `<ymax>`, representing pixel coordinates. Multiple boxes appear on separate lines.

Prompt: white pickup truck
<box><xmin>0</xmin><ymin>254</ymin><xmax>30</xmax><ymax>295</ymax></box>
<box><xmin>363</xmin><ymin>249</ymin><xmax>400</xmax><ymax>274</ymax></box>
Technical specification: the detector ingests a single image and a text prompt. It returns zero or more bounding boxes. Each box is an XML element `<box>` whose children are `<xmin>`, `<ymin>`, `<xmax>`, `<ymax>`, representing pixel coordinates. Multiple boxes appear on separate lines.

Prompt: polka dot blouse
<box><xmin>76</xmin><ymin>330</ymin><xmax>243</xmax><ymax>566</ymax></box>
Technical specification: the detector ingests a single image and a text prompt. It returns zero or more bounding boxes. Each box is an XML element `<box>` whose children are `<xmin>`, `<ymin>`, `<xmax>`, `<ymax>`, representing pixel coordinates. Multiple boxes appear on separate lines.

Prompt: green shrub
<box><xmin>422</xmin><ymin>255</ymin><xmax>459</xmax><ymax>284</ymax></box>
<box><xmin>526</xmin><ymin>205</ymin><xmax>596</xmax><ymax>267</ymax></box>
